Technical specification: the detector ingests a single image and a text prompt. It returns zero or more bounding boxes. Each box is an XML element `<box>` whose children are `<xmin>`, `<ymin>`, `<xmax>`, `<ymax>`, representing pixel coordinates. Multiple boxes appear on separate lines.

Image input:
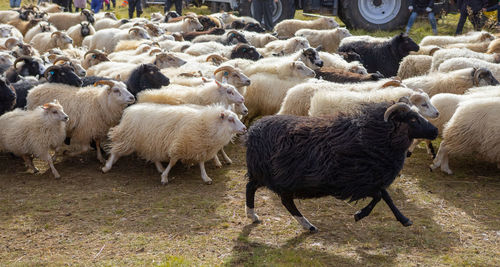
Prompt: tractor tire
<box><xmin>339</xmin><ymin>0</ymin><xmax>410</xmax><ymax>31</ymax></box>
<box><xmin>239</xmin><ymin>0</ymin><xmax>295</xmax><ymax>25</ymax></box>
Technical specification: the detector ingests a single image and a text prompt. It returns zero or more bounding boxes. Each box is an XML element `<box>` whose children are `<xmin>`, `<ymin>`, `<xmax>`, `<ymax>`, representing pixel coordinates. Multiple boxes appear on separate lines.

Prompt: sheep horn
<box><xmin>381</xmin><ymin>80</ymin><xmax>402</xmax><ymax>88</ymax></box>
<box><xmin>93</xmin><ymin>80</ymin><xmax>115</xmax><ymax>88</ymax></box>
<box><xmin>4</xmin><ymin>38</ymin><xmax>19</xmax><ymax>50</ymax></box>
<box><xmin>214</xmin><ymin>65</ymin><xmax>235</xmax><ymax>76</ymax></box>
<box><xmin>384</xmin><ymin>103</ymin><xmax>411</xmax><ymax>122</ymax></box>
<box><xmin>429</xmin><ymin>47</ymin><xmax>440</xmax><ymax>56</ymax></box>
<box><xmin>84</xmin><ymin>49</ymin><xmax>106</xmax><ymax>58</ymax></box>
<box><xmin>13</xmin><ymin>56</ymin><xmax>32</xmax><ymax>69</ymax></box>
<box><xmin>53</xmin><ymin>56</ymin><xmax>71</xmax><ymax>65</ymax></box>
<box><xmin>227</xmin><ymin>30</ymin><xmax>239</xmax><ymax>35</ymax></box>
<box><xmin>206</xmin><ymin>54</ymin><xmax>227</xmax><ymax>65</ymax></box>
<box><xmin>128</xmin><ymin>28</ymin><xmax>139</xmax><ymax>34</ymax></box>
<box><xmin>51</xmin><ymin>31</ymin><xmax>61</xmax><ymax>38</ymax></box>
<box><xmin>150</xmin><ymin>41</ymin><xmax>160</xmax><ymax>47</ymax></box>
<box><xmin>149</xmin><ymin>48</ymin><xmax>162</xmax><ymax>56</ymax></box>
<box><xmin>473</xmin><ymin>68</ymin><xmax>490</xmax><ymax>86</ymax></box>
<box><xmin>44</xmin><ymin>65</ymin><xmax>61</xmax><ymax>78</ymax></box>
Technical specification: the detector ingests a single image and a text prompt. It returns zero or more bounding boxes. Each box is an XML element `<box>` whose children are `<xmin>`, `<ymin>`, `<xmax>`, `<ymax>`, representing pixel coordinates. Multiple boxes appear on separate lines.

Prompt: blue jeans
<box><xmin>10</xmin><ymin>0</ymin><xmax>21</xmax><ymax>8</ymax></box>
<box><xmin>91</xmin><ymin>0</ymin><xmax>103</xmax><ymax>13</ymax></box>
<box><xmin>406</xmin><ymin>11</ymin><xmax>437</xmax><ymax>34</ymax></box>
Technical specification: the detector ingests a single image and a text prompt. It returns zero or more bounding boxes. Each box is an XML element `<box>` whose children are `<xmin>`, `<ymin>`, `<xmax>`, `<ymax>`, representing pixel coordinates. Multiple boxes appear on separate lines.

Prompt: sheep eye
<box><xmin>410</xmin><ymin>118</ymin><xmax>417</xmax><ymax>123</ymax></box>
<box><xmin>113</xmin><ymin>89</ymin><xmax>119</xmax><ymax>93</ymax></box>
<box><xmin>150</xmin><ymin>71</ymin><xmax>154</xmax><ymax>74</ymax></box>
<box><xmin>227</xmin><ymin>90</ymin><xmax>233</xmax><ymax>95</ymax></box>
<box><xmin>52</xmin><ymin>110</ymin><xmax>57</xmax><ymax>114</ymax></box>
<box><xmin>228</xmin><ymin>117</ymin><xmax>235</xmax><ymax>123</ymax></box>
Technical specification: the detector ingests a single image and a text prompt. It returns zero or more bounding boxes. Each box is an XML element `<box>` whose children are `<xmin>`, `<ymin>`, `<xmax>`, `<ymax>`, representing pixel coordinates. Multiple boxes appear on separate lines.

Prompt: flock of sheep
<box><xmin>0</xmin><ymin>3</ymin><xmax>499</xmax><ymax>231</ymax></box>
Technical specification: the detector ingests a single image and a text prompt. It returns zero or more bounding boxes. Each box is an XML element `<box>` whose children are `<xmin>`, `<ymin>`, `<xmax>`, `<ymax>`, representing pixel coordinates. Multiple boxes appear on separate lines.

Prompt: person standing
<box><xmin>455</xmin><ymin>0</ymin><xmax>488</xmax><ymax>34</ymax></box>
<box><xmin>91</xmin><ymin>0</ymin><xmax>103</xmax><ymax>13</ymax></box>
<box><xmin>10</xmin><ymin>0</ymin><xmax>21</xmax><ymax>8</ymax></box>
<box><xmin>74</xmin><ymin>0</ymin><xmax>86</xmax><ymax>12</ymax></box>
<box><xmin>106</xmin><ymin>0</ymin><xmax>116</xmax><ymax>10</ymax></box>
<box><xmin>128</xmin><ymin>0</ymin><xmax>143</xmax><ymax>18</ymax></box>
<box><xmin>250</xmin><ymin>0</ymin><xmax>277</xmax><ymax>31</ymax></box>
<box><xmin>164</xmin><ymin>0</ymin><xmax>182</xmax><ymax>16</ymax></box>
<box><xmin>405</xmin><ymin>0</ymin><xmax>438</xmax><ymax>35</ymax></box>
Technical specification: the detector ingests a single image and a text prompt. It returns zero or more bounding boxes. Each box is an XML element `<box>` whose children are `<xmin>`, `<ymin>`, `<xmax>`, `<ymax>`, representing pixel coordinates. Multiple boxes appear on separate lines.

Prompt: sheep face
<box><xmin>216</xmin><ymin>80</ymin><xmax>244</xmax><ymax>104</ymax></box>
<box><xmin>0</xmin><ymin>78</ymin><xmax>16</xmax><ymax>114</ymax></box>
<box><xmin>291</xmin><ymin>37</ymin><xmax>310</xmax><ymax>51</ymax></box>
<box><xmin>290</xmin><ymin>61</ymin><xmax>315</xmax><ymax>78</ymax></box>
<box><xmin>234</xmin><ymin>102</ymin><xmax>248</xmax><ymax>116</ymax></box>
<box><xmin>80</xmin><ymin>22</ymin><xmax>92</xmax><ymax>37</ymax></box>
<box><xmin>39</xmin><ymin>22</ymin><xmax>52</xmax><ymax>32</ymax></box>
<box><xmin>104</xmin><ymin>12</ymin><xmax>118</xmax><ymax>20</ymax></box>
<box><xmin>231</xmin><ymin>20</ymin><xmax>245</xmax><ymax>29</ymax></box>
<box><xmin>405</xmin><ymin>92</ymin><xmax>439</xmax><ymax>119</ymax></box>
<box><xmin>348</xmin><ymin>65</ymin><xmax>368</xmax><ymax>75</ymax></box>
<box><xmin>337</xmin><ymin>28</ymin><xmax>352</xmax><ymax>39</ymax></box>
<box><xmin>384</xmin><ymin>103</ymin><xmax>438</xmax><ymax>140</ymax></box>
<box><xmin>83</xmin><ymin>51</ymin><xmax>110</xmax><ymax>69</ymax></box>
<box><xmin>220</xmin><ymin>110</ymin><xmax>247</xmax><ymax>134</ymax></box>
<box><xmin>243</xmin><ymin>22</ymin><xmax>265</xmax><ymax>33</ymax></box>
<box><xmin>44</xmin><ymin>65</ymin><xmax>83</xmax><ymax>87</ymax></box>
<box><xmin>198</xmin><ymin>16</ymin><xmax>217</xmax><ymax>31</ymax></box>
<box><xmin>230</xmin><ymin>44</ymin><xmax>261</xmax><ymax>61</ymax></box>
<box><xmin>13</xmin><ymin>43</ymin><xmax>35</xmax><ymax>57</ymax></box>
<box><xmin>154</xmin><ymin>53</ymin><xmax>186</xmax><ymax>68</ymax></box>
<box><xmin>15</xmin><ymin>56</ymin><xmax>46</xmax><ymax>78</ymax></box>
<box><xmin>227</xmin><ymin>31</ymin><xmax>248</xmax><ymax>45</ymax></box>
<box><xmin>129</xmin><ymin>28</ymin><xmax>151</xmax><ymax>40</ymax></box>
<box><xmin>226</xmin><ymin>70</ymin><xmax>251</xmax><ymax>87</ymax></box>
<box><xmin>41</xmin><ymin>100</ymin><xmax>69</xmax><ymax>122</ymax></box>
<box><xmin>137</xmin><ymin>63</ymin><xmax>170</xmax><ymax>88</ymax></box>
<box><xmin>395</xmin><ymin>33</ymin><xmax>419</xmax><ymax>56</ymax></box>
<box><xmin>301</xmin><ymin>47</ymin><xmax>323</xmax><ymax>69</ymax></box>
<box><xmin>321</xmin><ymin>17</ymin><xmax>339</xmax><ymax>28</ymax></box>
<box><xmin>81</xmin><ymin>9</ymin><xmax>95</xmax><ymax>24</ymax></box>
<box><xmin>100</xmin><ymin>81</ymin><xmax>135</xmax><ymax>105</ymax></box>
<box><xmin>473</xmin><ymin>68</ymin><xmax>499</xmax><ymax>87</ymax></box>
<box><xmin>52</xmin><ymin>32</ymin><xmax>73</xmax><ymax>47</ymax></box>
<box><xmin>186</xmin><ymin>17</ymin><xmax>204</xmax><ymax>32</ymax></box>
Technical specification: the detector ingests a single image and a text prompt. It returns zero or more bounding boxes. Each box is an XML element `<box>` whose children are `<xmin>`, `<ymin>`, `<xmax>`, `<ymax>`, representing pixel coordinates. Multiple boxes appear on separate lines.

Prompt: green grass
<box><xmin>1</xmin><ymin>2</ymin><xmax>500</xmax><ymax>266</ymax></box>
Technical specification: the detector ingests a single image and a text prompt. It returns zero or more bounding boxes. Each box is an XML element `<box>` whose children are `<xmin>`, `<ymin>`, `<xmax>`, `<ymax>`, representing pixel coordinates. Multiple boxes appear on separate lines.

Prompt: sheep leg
<box><xmin>407</xmin><ymin>139</ymin><xmax>420</xmax><ymax>157</ymax></box>
<box><xmin>42</xmin><ymin>152</ymin><xmax>60</xmax><ymax>179</ymax></box>
<box><xmin>220</xmin><ymin>147</ymin><xmax>232</xmax><ymax>165</ymax></box>
<box><xmin>439</xmin><ymin>146</ymin><xmax>453</xmax><ymax>175</ymax></box>
<box><xmin>101</xmin><ymin>153</ymin><xmax>119</xmax><ymax>173</ymax></box>
<box><xmin>213</xmin><ymin>155</ymin><xmax>223</xmax><ymax>168</ymax></box>
<box><xmin>427</xmin><ymin>141</ymin><xmax>436</xmax><ymax>159</ymax></box>
<box><xmin>155</xmin><ymin>161</ymin><xmax>165</xmax><ymax>173</ymax></box>
<box><xmin>354</xmin><ymin>192</ymin><xmax>382</xmax><ymax>222</ymax></box>
<box><xmin>199</xmin><ymin>161</ymin><xmax>213</xmax><ymax>185</ymax></box>
<box><xmin>381</xmin><ymin>189</ymin><xmax>412</xmax><ymax>227</ymax></box>
<box><xmin>22</xmin><ymin>155</ymin><xmax>39</xmax><ymax>174</ymax></box>
<box><xmin>160</xmin><ymin>159</ymin><xmax>177</xmax><ymax>185</ymax></box>
<box><xmin>67</xmin><ymin>145</ymin><xmax>90</xmax><ymax>157</ymax></box>
<box><xmin>95</xmin><ymin>139</ymin><xmax>105</xmax><ymax>164</ymax></box>
<box><xmin>431</xmin><ymin>142</ymin><xmax>452</xmax><ymax>174</ymax></box>
<box><xmin>280</xmin><ymin>194</ymin><xmax>318</xmax><ymax>232</ymax></box>
<box><xmin>245</xmin><ymin>180</ymin><xmax>260</xmax><ymax>223</ymax></box>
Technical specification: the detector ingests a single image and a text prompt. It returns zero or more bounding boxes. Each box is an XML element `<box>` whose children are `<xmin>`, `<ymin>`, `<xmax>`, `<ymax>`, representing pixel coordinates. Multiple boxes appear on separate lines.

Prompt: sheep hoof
<box><xmin>204</xmin><ymin>180</ymin><xmax>213</xmax><ymax>185</ymax></box>
<box><xmin>225</xmin><ymin>159</ymin><xmax>233</xmax><ymax>165</ymax></box>
<box><xmin>101</xmin><ymin>167</ymin><xmax>109</xmax><ymax>173</ymax></box>
<box><xmin>54</xmin><ymin>175</ymin><xmax>61</xmax><ymax>179</ymax></box>
<box><xmin>354</xmin><ymin>211</ymin><xmax>363</xmax><ymax>222</ymax></box>
<box><xmin>309</xmin><ymin>226</ymin><xmax>319</xmax><ymax>233</ymax></box>
<box><xmin>215</xmin><ymin>163</ymin><xmax>222</xmax><ymax>168</ymax></box>
<box><xmin>33</xmin><ymin>168</ymin><xmax>40</xmax><ymax>174</ymax></box>
<box><xmin>161</xmin><ymin>181</ymin><xmax>168</xmax><ymax>186</ymax></box>
<box><xmin>401</xmin><ymin>219</ymin><xmax>413</xmax><ymax>227</ymax></box>
<box><xmin>406</xmin><ymin>151</ymin><xmax>412</xmax><ymax>158</ymax></box>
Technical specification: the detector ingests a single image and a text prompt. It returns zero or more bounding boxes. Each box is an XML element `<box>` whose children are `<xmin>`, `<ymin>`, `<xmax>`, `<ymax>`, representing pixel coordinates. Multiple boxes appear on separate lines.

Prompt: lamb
<box><xmin>319</xmin><ymin>51</ymin><xmax>367</xmax><ymax>74</ymax></box>
<box><xmin>308</xmin><ymin>87</ymin><xmax>439</xmax><ymax>119</ymax></box>
<box><xmin>244</xmin><ymin>102</ymin><xmax>438</xmax><ymax>231</ymax></box>
<box><xmin>243</xmin><ymin>61</ymin><xmax>316</xmax><ymax>123</ymax></box>
<box><xmin>137</xmin><ymin>80</ymin><xmax>244</xmax><ymax>107</ymax></box>
<box><xmin>94</xmin><ymin>18</ymin><xmax>130</xmax><ymax>31</ymax></box>
<box><xmin>30</xmin><ymin>31</ymin><xmax>73</xmax><ymax>54</ymax></box>
<box><xmin>397</xmin><ymin>55</ymin><xmax>432</xmax><ymax>80</ymax></box>
<box><xmin>315</xmin><ymin>67</ymin><xmax>384</xmax><ymax>83</ymax></box>
<box><xmin>419</xmin><ymin>31</ymin><xmax>494</xmax><ymax>47</ymax></box>
<box><xmin>277</xmin><ymin>79</ymin><xmax>403</xmax><ymax>116</ymax></box>
<box><xmin>404</xmin><ymin>68</ymin><xmax>499</xmax><ymax>97</ymax></box>
<box><xmin>24</xmin><ymin>21</ymin><xmax>57</xmax><ymax>43</ymax></box>
<box><xmin>431</xmin><ymin>97</ymin><xmax>500</xmax><ymax>174</ymax></box>
<box><xmin>338</xmin><ymin>33</ymin><xmax>419</xmax><ymax>77</ymax></box>
<box><xmin>273</xmin><ymin>17</ymin><xmax>339</xmax><ymax>39</ymax></box>
<box><xmin>161</xmin><ymin>16</ymin><xmax>203</xmax><ymax>33</ymax></box>
<box><xmin>430</xmin><ymin>48</ymin><xmax>500</xmax><ymax>71</ymax></box>
<box><xmin>26</xmin><ymin>80</ymin><xmax>135</xmax><ymax>163</ymax></box>
<box><xmin>0</xmin><ymin>77</ymin><xmax>16</xmax><ymax>115</ymax></box>
<box><xmin>47</xmin><ymin>9</ymin><xmax>95</xmax><ymax>31</ymax></box>
<box><xmin>102</xmin><ymin>104</ymin><xmax>247</xmax><ymax>185</ymax></box>
<box><xmin>295</xmin><ymin>28</ymin><xmax>351</xmax><ymax>53</ymax></box>
<box><xmin>66</xmin><ymin>21</ymin><xmax>95</xmax><ymax>47</ymax></box>
<box><xmin>0</xmin><ymin>100</ymin><xmax>68</xmax><ymax>178</ymax></box>
<box><xmin>261</xmin><ymin>36</ymin><xmax>310</xmax><ymax>56</ymax></box>
<box><xmin>88</xmin><ymin>27</ymin><xmax>151</xmax><ymax>53</ymax></box>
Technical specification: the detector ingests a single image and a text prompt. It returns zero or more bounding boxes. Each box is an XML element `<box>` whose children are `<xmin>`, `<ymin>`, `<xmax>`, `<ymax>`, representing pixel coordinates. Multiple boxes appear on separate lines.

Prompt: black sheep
<box><xmin>198</xmin><ymin>15</ymin><xmax>217</xmax><ymax>31</ymax></box>
<box><xmin>230</xmin><ymin>44</ymin><xmax>262</xmax><ymax>61</ymax></box>
<box><xmin>245</xmin><ymin>102</ymin><xmax>438</xmax><ymax>232</ymax></box>
<box><xmin>338</xmin><ymin>33</ymin><xmax>419</xmax><ymax>77</ymax></box>
<box><xmin>5</xmin><ymin>56</ymin><xmax>46</xmax><ymax>83</ymax></box>
<box><xmin>125</xmin><ymin>63</ymin><xmax>170</xmax><ymax>96</ymax></box>
<box><xmin>0</xmin><ymin>77</ymin><xmax>16</xmax><ymax>115</ymax></box>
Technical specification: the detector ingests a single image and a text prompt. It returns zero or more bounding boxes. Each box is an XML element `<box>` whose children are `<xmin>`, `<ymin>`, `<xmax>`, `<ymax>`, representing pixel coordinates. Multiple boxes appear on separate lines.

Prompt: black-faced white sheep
<box><xmin>245</xmin><ymin>102</ymin><xmax>438</xmax><ymax>231</ymax></box>
<box><xmin>0</xmin><ymin>100</ymin><xmax>68</xmax><ymax>178</ymax></box>
<box><xmin>67</xmin><ymin>21</ymin><xmax>95</xmax><ymax>47</ymax></box>
<box><xmin>338</xmin><ymin>33</ymin><xmax>419</xmax><ymax>77</ymax></box>
<box><xmin>102</xmin><ymin>104</ymin><xmax>247</xmax><ymax>185</ymax></box>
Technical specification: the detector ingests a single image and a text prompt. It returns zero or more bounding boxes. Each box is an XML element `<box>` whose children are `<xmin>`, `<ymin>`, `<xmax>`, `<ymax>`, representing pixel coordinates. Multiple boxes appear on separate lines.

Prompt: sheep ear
<box><xmin>52</xmin><ymin>99</ymin><xmax>59</xmax><ymax>105</ymax></box>
<box><xmin>41</xmin><ymin>103</ymin><xmax>51</xmax><ymax>110</ymax></box>
<box><xmin>315</xmin><ymin>45</ymin><xmax>322</xmax><ymax>52</ymax></box>
<box><xmin>201</xmin><ymin>77</ymin><xmax>208</xmax><ymax>82</ymax></box>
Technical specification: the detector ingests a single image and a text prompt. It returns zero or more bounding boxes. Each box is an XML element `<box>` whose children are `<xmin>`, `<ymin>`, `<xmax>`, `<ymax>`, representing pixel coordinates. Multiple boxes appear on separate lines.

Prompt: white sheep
<box><xmin>397</xmin><ymin>55</ymin><xmax>432</xmax><ymax>80</ymax></box>
<box><xmin>88</xmin><ymin>27</ymin><xmax>151</xmax><ymax>53</ymax></box>
<box><xmin>137</xmin><ymin>80</ymin><xmax>244</xmax><ymax>107</ymax></box>
<box><xmin>277</xmin><ymin>79</ymin><xmax>403</xmax><ymax>116</ymax></box>
<box><xmin>274</xmin><ymin>17</ymin><xmax>339</xmax><ymax>39</ymax></box>
<box><xmin>445</xmin><ymin>41</ymin><xmax>491</xmax><ymax>53</ymax></box>
<box><xmin>66</xmin><ymin>21</ymin><xmax>96</xmax><ymax>47</ymax></box>
<box><xmin>160</xmin><ymin>16</ymin><xmax>203</xmax><ymax>33</ymax></box>
<box><xmin>47</xmin><ymin>9</ymin><xmax>95</xmax><ymax>31</ymax></box>
<box><xmin>405</xmin><ymin>67</ymin><xmax>499</xmax><ymax>97</ymax></box>
<box><xmin>0</xmin><ymin>100</ymin><xmax>68</xmax><ymax>178</ymax></box>
<box><xmin>308</xmin><ymin>86</ymin><xmax>439</xmax><ymax>118</ymax></box>
<box><xmin>431</xmin><ymin>97</ymin><xmax>500</xmax><ymax>174</ymax></box>
<box><xmin>260</xmin><ymin>36</ymin><xmax>310</xmax><ymax>56</ymax></box>
<box><xmin>295</xmin><ymin>28</ymin><xmax>351</xmax><ymax>53</ymax></box>
<box><xmin>430</xmin><ymin>48</ymin><xmax>500</xmax><ymax>71</ymax></box>
<box><xmin>24</xmin><ymin>21</ymin><xmax>57</xmax><ymax>43</ymax></box>
<box><xmin>25</xmin><ymin>80</ymin><xmax>135</xmax><ymax>163</ymax></box>
<box><xmin>94</xmin><ymin>18</ymin><xmax>130</xmax><ymax>31</ymax></box>
<box><xmin>319</xmin><ymin>51</ymin><xmax>367</xmax><ymax>74</ymax></box>
<box><xmin>30</xmin><ymin>31</ymin><xmax>73</xmax><ymax>54</ymax></box>
<box><xmin>102</xmin><ymin>103</ymin><xmax>247</xmax><ymax>185</ymax></box>
<box><xmin>419</xmin><ymin>31</ymin><xmax>494</xmax><ymax>47</ymax></box>
<box><xmin>241</xmin><ymin>31</ymin><xmax>278</xmax><ymax>48</ymax></box>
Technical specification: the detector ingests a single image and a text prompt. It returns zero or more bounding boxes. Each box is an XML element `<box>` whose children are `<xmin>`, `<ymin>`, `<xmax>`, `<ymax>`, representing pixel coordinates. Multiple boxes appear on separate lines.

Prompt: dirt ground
<box><xmin>0</xmin><ymin>140</ymin><xmax>499</xmax><ymax>266</ymax></box>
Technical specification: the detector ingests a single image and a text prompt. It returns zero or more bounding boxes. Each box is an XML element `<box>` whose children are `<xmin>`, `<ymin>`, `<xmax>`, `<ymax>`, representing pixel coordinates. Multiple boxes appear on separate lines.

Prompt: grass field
<box><xmin>1</xmin><ymin>2</ymin><xmax>500</xmax><ymax>266</ymax></box>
